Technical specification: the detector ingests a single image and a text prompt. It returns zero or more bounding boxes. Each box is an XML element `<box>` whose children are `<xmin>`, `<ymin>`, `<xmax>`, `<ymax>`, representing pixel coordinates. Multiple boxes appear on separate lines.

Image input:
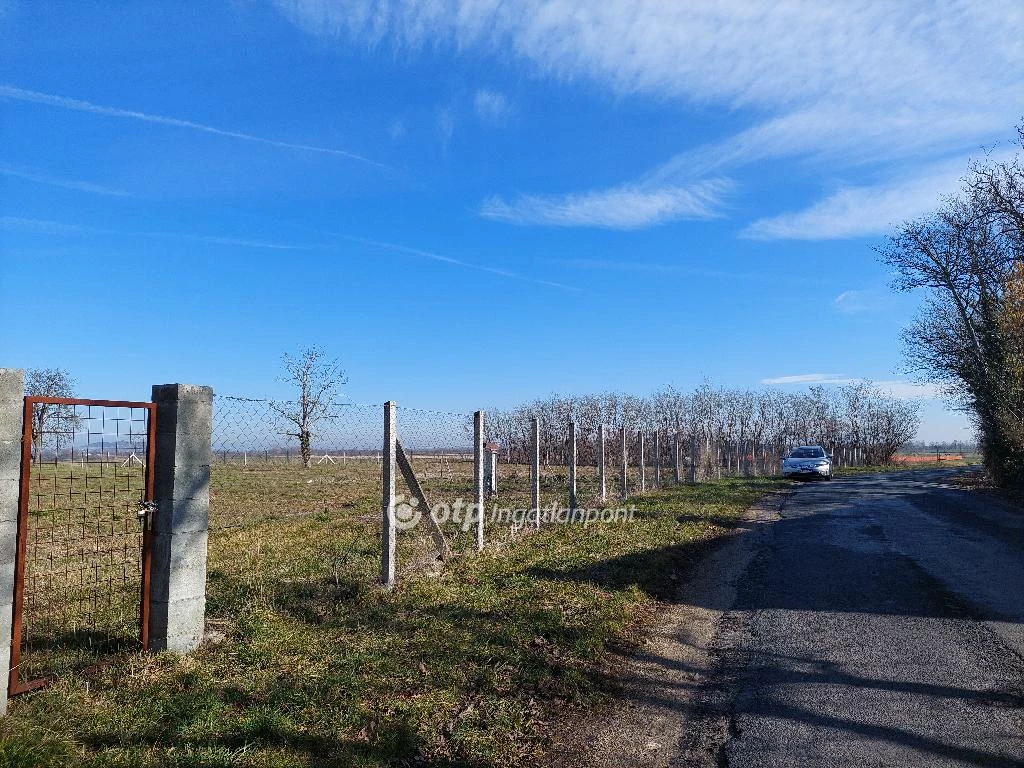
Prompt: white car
<box><xmin>782</xmin><ymin>446</ymin><xmax>833</xmax><ymax>480</ymax></box>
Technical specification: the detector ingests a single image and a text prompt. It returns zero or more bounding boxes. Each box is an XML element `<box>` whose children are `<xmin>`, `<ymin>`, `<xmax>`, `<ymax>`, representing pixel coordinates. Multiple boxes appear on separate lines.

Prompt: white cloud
<box><xmin>343</xmin><ymin>235</ymin><xmax>579</xmax><ymax>290</ymax></box>
<box><xmin>0</xmin><ymin>163</ymin><xmax>130</xmax><ymax>196</ymax></box>
<box><xmin>0</xmin><ymin>216</ymin><xmax>85</xmax><ymax>235</ymax></box>
<box><xmin>274</xmin><ymin>1</ymin><xmax>1024</xmax><ymax>229</ymax></box>
<box><xmin>741</xmin><ymin>152</ymin><xmax>1016</xmax><ymax>241</ymax></box>
<box><xmin>273</xmin><ymin>2</ymin><xmax>1021</xmax><ymax>116</ymax></box>
<box><xmin>831</xmin><ymin>288</ymin><xmax>901</xmax><ymax>315</ymax></box>
<box><xmin>0</xmin><ymin>84</ymin><xmax>385</xmax><ymax>168</ymax></box>
<box><xmin>479</xmin><ymin>179</ymin><xmax>731</xmax><ymax>229</ymax></box>
<box><xmin>0</xmin><ymin>216</ymin><xmax>309</xmax><ymax>249</ymax></box>
<box><xmin>833</xmin><ymin>291</ymin><xmax>871</xmax><ymax>314</ymax></box>
<box><xmin>761</xmin><ymin>374</ymin><xmax>854</xmax><ymax>385</ymax></box>
<box><xmin>474</xmin><ymin>89</ymin><xmax>511</xmax><ymax>123</ymax></box>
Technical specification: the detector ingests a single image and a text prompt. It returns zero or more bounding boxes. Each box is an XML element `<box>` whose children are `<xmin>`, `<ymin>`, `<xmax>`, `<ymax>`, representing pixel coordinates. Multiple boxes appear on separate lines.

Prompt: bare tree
<box><xmin>878</xmin><ymin>125</ymin><xmax>1023</xmax><ymax>485</ymax></box>
<box><xmin>24</xmin><ymin>368</ymin><xmax>76</xmax><ymax>463</ymax></box>
<box><xmin>270</xmin><ymin>348</ymin><xmax>347</xmax><ymax>469</ymax></box>
<box><xmin>487</xmin><ymin>381</ymin><xmax>920</xmax><ymax>477</ymax></box>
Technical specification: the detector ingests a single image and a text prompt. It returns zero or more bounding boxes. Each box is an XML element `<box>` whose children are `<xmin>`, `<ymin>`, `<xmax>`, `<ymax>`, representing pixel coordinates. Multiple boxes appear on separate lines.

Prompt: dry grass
<box><xmin>0</xmin><ymin>459</ymin><xmax>785</xmax><ymax>768</ymax></box>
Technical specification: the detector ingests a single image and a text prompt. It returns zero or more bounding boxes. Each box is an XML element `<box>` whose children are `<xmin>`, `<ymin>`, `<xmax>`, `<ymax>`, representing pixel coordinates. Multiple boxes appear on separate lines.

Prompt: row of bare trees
<box><xmin>487</xmin><ymin>381</ymin><xmax>920</xmax><ymax>475</ymax></box>
<box><xmin>881</xmin><ymin>124</ymin><xmax>1024</xmax><ymax>487</ymax></box>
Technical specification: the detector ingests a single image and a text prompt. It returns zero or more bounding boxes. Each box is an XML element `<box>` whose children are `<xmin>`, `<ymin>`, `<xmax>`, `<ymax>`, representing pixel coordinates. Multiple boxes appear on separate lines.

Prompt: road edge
<box><xmin>542</xmin><ymin>488</ymin><xmax>788</xmax><ymax>768</ymax></box>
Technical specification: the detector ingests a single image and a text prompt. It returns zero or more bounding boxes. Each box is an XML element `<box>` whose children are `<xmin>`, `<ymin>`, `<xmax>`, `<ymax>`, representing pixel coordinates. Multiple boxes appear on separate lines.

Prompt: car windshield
<box><xmin>790</xmin><ymin>447</ymin><xmax>825</xmax><ymax>459</ymax></box>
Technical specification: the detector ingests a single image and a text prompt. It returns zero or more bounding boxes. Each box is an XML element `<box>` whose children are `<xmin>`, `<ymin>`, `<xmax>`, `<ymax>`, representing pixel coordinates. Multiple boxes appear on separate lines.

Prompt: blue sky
<box><xmin>2</xmin><ymin>1</ymin><xmax>1021</xmax><ymax>441</ymax></box>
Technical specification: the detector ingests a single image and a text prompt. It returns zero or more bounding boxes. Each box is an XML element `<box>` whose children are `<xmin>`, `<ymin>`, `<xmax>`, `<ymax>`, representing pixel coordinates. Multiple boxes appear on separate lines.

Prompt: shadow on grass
<box><xmin>527</xmin><ymin>536</ymin><xmax>731</xmax><ymax>602</ymax></box>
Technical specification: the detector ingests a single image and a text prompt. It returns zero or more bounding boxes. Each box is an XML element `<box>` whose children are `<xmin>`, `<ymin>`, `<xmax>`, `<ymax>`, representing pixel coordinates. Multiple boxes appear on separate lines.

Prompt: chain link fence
<box><xmin>207</xmin><ymin>394</ymin><xmax>844</xmax><ymax>590</ymax></box>
<box><xmin>209</xmin><ymin>395</ymin><xmax>482</xmax><ymax>586</ymax></box>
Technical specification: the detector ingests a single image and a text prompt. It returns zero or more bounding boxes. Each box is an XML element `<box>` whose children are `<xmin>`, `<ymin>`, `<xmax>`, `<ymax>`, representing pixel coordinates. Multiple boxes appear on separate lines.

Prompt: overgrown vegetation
<box><xmin>0</xmin><ymin>462</ymin><xmax>784</xmax><ymax>767</ymax></box>
<box><xmin>880</xmin><ymin>123</ymin><xmax>1024</xmax><ymax>488</ymax></box>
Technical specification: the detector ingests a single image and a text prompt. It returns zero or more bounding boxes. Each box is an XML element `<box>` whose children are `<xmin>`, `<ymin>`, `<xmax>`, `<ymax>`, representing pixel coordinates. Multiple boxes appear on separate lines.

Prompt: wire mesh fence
<box><xmin>13</xmin><ymin>399</ymin><xmax>153</xmax><ymax>692</ymax></box>
<box><xmin>392</xmin><ymin>404</ymin><xmax>476</xmax><ymax>568</ymax></box>
<box><xmin>212</xmin><ymin>396</ymin><xmax>382</xmax><ymax>469</ymax></box>
<box><xmin>209</xmin><ymin>396</ymin><xmax>482</xmax><ymax>584</ymax></box>
<box><xmin>206</xmin><ymin>394</ymin><xmax>845</xmax><ymax>591</ymax></box>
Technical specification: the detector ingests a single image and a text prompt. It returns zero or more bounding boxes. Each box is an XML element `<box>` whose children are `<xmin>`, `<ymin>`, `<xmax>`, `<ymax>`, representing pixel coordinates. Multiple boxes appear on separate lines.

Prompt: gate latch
<box><xmin>137</xmin><ymin>501</ymin><xmax>158</xmax><ymax>521</ymax></box>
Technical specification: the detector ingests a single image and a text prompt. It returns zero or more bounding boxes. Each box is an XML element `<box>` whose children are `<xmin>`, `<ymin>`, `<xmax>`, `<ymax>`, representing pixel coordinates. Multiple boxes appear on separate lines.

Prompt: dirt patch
<box><xmin>540</xmin><ymin>491</ymin><xmax>789</xmax><ymax>768</ymax></box>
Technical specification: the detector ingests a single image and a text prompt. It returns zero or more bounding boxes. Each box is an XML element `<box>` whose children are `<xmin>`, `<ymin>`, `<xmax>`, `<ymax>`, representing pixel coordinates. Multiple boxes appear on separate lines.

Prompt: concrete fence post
<box><xmin>150</xmin><ymin>383</ymin><xmax>213</xmax><ymax>653</ymax></box>
<box><xmin>673</xmin><ymin>432</ymin><xmax>681</xmax><ymax>485</ymax></box>
<box><xmin>381</xmin><ymin>401</ymin><xmax>397</xmax><ymax>587</ymax></box>
<box><xmin>620</xmin><ymin>426</ymin><xmax>628</xmax><ymax>500</ymax></box>
<box><xmin>0</xmin><ymin>369</ymin><xmax>24</xmax><ymax>715</ymax></box>
<box><xmin>473</xmin><ymin>411</ymin><xmax>485</xmax><ymax>552</ymax></box>
<box><xmin>568</xmin><ymin>421</ymin><xmax>578</xmax><ymax>513</ymax></box>
<box><xmin>653</xmin><ymin>431</ymin><xmax>661</xmax><ymax>489</ymax></box>
<box><xmin>638</xmin><ymin>430</ymin><xmax>645</xmax><ymax>494</ymax></box>
<box><xmin>530</xmin><ymin>417</ymin><xmax>540</xmax><ymax>528</ymax></box>
<box><xmin>598</xmin><ymin>424</ymin><xmax>607</xmax><ymax>502</ymax></box>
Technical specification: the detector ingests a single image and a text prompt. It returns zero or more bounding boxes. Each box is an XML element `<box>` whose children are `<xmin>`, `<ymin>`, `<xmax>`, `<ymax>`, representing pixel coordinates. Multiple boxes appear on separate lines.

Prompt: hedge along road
<box><xmin>551</xmin><ymin>468</ymin><xmax>1024</xmax><ymax>767</ymax></box>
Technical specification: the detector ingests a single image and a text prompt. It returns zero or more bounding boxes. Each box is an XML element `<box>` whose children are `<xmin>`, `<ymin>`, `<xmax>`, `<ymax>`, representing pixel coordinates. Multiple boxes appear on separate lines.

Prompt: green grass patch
<box><xmin>0</xmin><ymin>467</ymin><xmax>784</xmax><ymax>768</ymax></box>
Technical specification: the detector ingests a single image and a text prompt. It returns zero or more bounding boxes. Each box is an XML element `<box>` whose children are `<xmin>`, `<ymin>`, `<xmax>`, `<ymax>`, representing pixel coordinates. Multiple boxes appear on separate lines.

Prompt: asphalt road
<box><xmin>678</xmin><ymin>469</ymin><xmax>1024</xmax><ymax>767</ymax></box>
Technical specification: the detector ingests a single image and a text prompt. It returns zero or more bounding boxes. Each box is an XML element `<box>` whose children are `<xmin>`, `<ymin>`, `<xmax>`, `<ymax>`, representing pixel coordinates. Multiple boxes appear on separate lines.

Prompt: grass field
<box><xmin>835</xmin><ymin>454</ymin><xmax>983</xmax><ymax>476</ymax></box>
<box><xmin>15</xmin><ymin>460</ymin><xmax>150</xmax><ymax>690</ymax></box>
<box><xmin>0</xmin><ymin>459</ymin><xmax>785</xmax><ymax>768</ymax></box>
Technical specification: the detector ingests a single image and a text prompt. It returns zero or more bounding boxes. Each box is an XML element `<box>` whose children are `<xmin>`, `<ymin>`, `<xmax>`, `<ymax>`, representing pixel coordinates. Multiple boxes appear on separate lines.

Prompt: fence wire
<box><xmin>212</xmin><ymin>396</ymin><xmax>381</xmax><ymax>467</ymax></box>
<box><xmin>15</xmin><ymin>401</ymin><xmax>151</xmax><ymax>690</ymax></box>
<box><xmin>206</xmin><ymin>396</ymin><xmax>833</xmax><ymax>591</ymax></box>
<box><xmin>394</xmin><ymin>405</ymin><xmax>475</xmax><ymax>566</ymax></box>
<box><xmin>208</xmin><ymin>396</ymin><xmax>481</xmax><ymax>585</ymax></box>
<box><xmin>207</xmin><ymin>395</ymin><xmax>386</xmax><ymax>601</ymax></box>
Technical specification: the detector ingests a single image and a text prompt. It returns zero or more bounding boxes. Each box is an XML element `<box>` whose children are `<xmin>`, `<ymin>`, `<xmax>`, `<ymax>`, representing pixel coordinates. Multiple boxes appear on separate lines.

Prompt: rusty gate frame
<box><xmin>9</xmin><ymin>396</ymin><xmax>157</xmax><ymax>696</ymax></box>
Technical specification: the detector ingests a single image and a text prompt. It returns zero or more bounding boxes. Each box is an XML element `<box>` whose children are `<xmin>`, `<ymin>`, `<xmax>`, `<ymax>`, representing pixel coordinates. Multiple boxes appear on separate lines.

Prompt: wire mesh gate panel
<box><xmin>9</xmin><ymin>397</ymin><xmax>155</xmax><ymax>695</ymax></box>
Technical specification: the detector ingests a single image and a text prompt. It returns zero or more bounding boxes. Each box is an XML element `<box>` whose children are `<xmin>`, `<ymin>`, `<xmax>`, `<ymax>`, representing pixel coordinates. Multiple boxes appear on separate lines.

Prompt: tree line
<box><xmin>486</xmin><ymin>381</ymin><xmax>920</xmax><ymax>475</ymax></box>
<box><xmin>881</xmin><ymin>124</ymin><xmax>1024</xmax><ymax>488</ymax></box>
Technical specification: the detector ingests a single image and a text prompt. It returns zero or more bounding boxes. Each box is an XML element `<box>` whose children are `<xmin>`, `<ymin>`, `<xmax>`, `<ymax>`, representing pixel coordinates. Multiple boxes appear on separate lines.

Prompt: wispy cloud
<box><xmin>741</xmin><ymin>152</ymin><xmax>1017</xmax><ymax>241</ymax></box>
<box><xmin>0</xmin><ymin>216</ymin><xmax>86</xmax><ymax>235</ymax></box>
<box><xmin>831</xmin><ymin>288</ymin><xmax>900</xmax><ymax>315</ymax></box>
<box><xmin>0</xmin><ymin>163</ymin><xmax>130</xmax><ymax>197</ymax></box>
<box><xmin>0</xmin><ymin>215</ymin><xmax>310</xmax><ymax>250</ymax></box>
<box><xmin>761</xmin><ymin>374</ymin><xmax>854</xmax><ymax>386</ymax></box>
<box><xmin>474</xmin><ymin>89</ymin><xmax>512</xmax><ymax>123</ymax></box>
<box><xmin>480</xmin><ymin>179</ymin><xmax>731</xmax><ymax>229</ymax></box>
<box><xmin>275</xmin><ymin>1</ymin><xmax>1023</xmax><ymax>230</ymax></box>
<box><xmin>4</xmin><ymin>213</ymin><xmax>577</xmax><ymax>289</ymax></box>
<box><xmin>343</xmin><ymin>235</ymin><xmax>579</xmax><ymax>291</ymax></box>
<box><xmin>833</xmin><ymin>291</ymin><xmax>874</xmax><ymax>314</ymax></box>
<box><xmin>0</xmin><ymin>84</ymin><xmax>386</xmax><ymax>169</ymax></box>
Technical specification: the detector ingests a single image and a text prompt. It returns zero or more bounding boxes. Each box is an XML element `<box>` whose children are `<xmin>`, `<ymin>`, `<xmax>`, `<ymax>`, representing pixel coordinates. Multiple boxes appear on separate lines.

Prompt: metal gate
<box><xmin>9</xmin><ymin>397</ymin><xmax>156</xmax><ymax>695</ymax></box>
